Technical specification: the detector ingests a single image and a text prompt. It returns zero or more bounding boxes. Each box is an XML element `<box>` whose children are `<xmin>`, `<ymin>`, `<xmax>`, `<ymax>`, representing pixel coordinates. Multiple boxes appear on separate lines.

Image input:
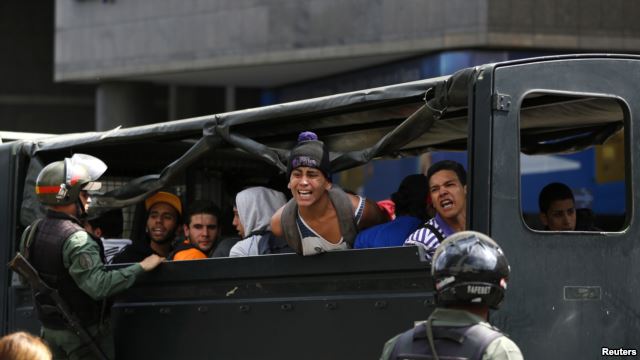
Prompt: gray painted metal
<box><xmin>488</xmin><ymin>56</ymin><xmax>640</xmax><ymax>358</ymax></box>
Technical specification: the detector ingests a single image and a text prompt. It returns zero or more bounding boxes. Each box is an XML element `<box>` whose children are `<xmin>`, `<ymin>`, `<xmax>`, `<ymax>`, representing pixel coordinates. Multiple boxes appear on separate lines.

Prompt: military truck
<box><xmin>1</xmin><ymin>54</ymin><xmax>637</xmax><ymax>359</ymax></box>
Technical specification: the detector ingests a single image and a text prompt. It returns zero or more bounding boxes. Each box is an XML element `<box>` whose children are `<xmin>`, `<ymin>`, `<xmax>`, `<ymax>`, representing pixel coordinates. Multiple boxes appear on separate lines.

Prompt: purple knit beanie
<box><xmin>287</xmin><ymin>131</ymin><xmax>331</xmax><ymax>180</ymax></box>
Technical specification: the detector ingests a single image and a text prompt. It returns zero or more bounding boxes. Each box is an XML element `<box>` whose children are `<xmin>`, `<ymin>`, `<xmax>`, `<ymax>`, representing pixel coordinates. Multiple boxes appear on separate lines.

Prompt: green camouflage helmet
<box><xmin>35</xmin><ymin>154</ymin><xmax>107</xmax><ymax>206</ymax></box>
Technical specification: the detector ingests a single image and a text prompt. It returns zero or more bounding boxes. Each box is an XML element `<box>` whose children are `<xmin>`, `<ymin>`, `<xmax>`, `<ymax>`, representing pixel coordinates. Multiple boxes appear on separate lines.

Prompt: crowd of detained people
<box><xmin>88</xmin><ymin>131</ymin><xmax>587</xmax><ymax>264</ymax></box>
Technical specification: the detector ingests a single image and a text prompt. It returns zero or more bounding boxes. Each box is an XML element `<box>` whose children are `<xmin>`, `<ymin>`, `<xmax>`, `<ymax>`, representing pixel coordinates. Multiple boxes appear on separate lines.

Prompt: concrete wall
<box><xmin>486</xmin><ymin>0</ymin><xmax>640</xmax><ymax>49</ymax></box>
<box><xmin>1</xmin><ymin>2</ymin><xmax>95</xmax><ymax>134</ymax></box>
<box><xmin>55</xmin><ymin>0</ymin><xmax>490</xmax><ymax>81</ymax></box>
<box><xmin>55</xmin><ymin>0</ymin><xmax>640</xmax><ymax>83</ymax></box>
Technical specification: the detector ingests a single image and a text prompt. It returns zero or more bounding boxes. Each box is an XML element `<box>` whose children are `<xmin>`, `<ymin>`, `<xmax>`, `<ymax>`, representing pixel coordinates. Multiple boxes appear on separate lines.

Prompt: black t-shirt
<box><xmin>111</xmin><ymin>240</ymin><xmax>154</xmax><ymax>264</ymax></box>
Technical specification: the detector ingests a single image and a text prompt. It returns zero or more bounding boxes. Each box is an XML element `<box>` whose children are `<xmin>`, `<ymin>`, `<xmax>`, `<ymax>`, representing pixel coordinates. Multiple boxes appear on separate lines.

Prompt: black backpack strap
<box><xmin>257</xmin><ymin>232</ymin><xmax>294</xmax><ymax>255</ymax></box>
<box><xmin>422</xmin><ymin>222</ymin><xmax>445</xmax><ymax>243</ymax></box>
<box><xmin>327</xmin><ymin>187</ymin><xmax>358</xmax><ymax>247</ymax></box>
<box><xmin>281</xmin><ymin>188</ymin><xmax>357</xmax><ymax>254</ymax></box>
<box><xmin>281</xmin><ymin>199</ymin><xmax>303</xmax><ymax>254</ymax></box>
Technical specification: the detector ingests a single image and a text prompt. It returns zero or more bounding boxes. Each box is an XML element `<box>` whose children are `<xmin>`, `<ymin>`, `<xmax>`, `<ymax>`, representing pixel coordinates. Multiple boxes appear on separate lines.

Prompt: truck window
<box><xmin>519</xmin><ymin>93</ymin><xmax>628</xmax><ymax>232</ymax></box>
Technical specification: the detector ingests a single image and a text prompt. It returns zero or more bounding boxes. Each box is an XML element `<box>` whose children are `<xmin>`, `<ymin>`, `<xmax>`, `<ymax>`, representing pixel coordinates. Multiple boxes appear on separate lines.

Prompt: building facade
<box><xmin>51</xmin><ymin>0</ymin><xmax>640</xmax><ymax>131</ymax></box>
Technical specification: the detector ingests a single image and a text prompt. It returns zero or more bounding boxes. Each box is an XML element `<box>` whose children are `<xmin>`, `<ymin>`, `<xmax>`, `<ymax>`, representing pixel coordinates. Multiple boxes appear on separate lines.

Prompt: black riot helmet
<box><xmin>431</xmin><ymin>231</ymin><xmax>510</xmax><ymax>309</ymax></box>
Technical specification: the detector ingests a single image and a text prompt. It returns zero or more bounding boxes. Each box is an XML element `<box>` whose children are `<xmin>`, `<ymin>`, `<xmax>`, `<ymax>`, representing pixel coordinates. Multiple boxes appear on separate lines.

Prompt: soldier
<box><xmin>380</xmin><ymin>231</ymin><xmax>523</xmax><ymax>360</ymax></box>
<box><xmin>20</xmin><ymin>154</ymin><xmax>164</xmax><ymax>359</ymax></box>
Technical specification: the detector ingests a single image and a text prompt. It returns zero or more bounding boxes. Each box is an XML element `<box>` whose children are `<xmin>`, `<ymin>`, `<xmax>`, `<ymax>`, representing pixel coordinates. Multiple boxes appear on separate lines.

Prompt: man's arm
<box><xmin>357</xmin><ymin>197</ymin><xmax>389</xmax><ymax>230</ymax></box>
<box><xmin>63</xmin><ymin>231</ymin><xmax>162</xmax><ymax>300</ymax></box>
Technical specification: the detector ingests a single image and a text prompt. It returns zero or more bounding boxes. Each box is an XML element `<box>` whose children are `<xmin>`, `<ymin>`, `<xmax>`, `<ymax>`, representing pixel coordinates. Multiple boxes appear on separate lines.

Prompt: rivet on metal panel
<box><xmin>374</xmin><ymin>301</ymin><xmax>388</xmax><ymax>309</ymax></box>
<box><xmin>197</xmin><ymin>306</ymin><xmax>209</xmax><ymax>313</ymax></box>
<box><xmin>239</xmin><ymin>305</ymin><xmax>251</xmax><ymax>313</ymax></box>
<box><xmin>159</xmin><ymin>307</ymin><xmax>171</xmax><ymax>315</ymax></box>
<box><xmin>325</xmin><ymin>302</ymin><xmax>337</xmax><ymax>310</ymax></box>
<box><xmin>281</xmin><ymin>303</ymin><xmax>294</xmax><ymax>312</ymax></box>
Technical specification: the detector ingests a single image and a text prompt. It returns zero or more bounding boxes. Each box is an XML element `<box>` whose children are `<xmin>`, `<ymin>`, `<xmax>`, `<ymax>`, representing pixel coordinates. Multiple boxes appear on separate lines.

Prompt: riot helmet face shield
<box><xmin>36</xmin><ymin>154</ymin><xmax>107</xmax><ymax>207</ymax></box>
<box><xmin>64</xmin><ymin>154</ymin><xmax>107</xmax><ymax>192</ymax></box>
<box><xmin>431</xmin><ymin>231</ymin><xmax>510</xmax><ymax>309</ymax></box>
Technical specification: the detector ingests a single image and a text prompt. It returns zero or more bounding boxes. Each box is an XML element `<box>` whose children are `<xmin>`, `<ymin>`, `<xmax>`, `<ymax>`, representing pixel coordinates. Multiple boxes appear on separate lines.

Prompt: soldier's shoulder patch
<box><xmin>78</xmin><ymin>253</ymin><xmax>94</xmax><ymax>269</ymax></box>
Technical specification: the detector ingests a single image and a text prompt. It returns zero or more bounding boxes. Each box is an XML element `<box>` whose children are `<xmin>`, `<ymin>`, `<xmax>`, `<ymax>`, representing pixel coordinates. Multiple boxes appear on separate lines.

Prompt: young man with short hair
<box><xmin>538</xmin><ymin>182</ymin><xmax>577</xmax><ymax>231</ymax></box>
<box><xmin>169</xmin><ymin>200</ymin><xmax>221</xmax><ymax>260</ymax></box>
<box><xmin>404</xmin><ymin>160</ymin><xmax>467</xmax><ymax>260</ymax></box>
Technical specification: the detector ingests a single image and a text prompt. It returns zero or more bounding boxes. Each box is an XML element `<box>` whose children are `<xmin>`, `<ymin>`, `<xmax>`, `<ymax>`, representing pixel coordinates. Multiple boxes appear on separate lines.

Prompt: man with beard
<box><xmin>404</xmin><ymin>160</ymin><xmax>467</xmax><ymax>261</ymax></box>
<box><xmin>271</xmin><ymin>131</ymin><xmax>388</xmax><ymax>256</ymax></box>
<box><xmin>169</xmin><ymin>200</ymin><xmax>221</xmax><ymax>260</ymax></box>
<box><xmin>112</xmin><ymin>191</ymin><xmax>182</xmax><ymax>263</ymax></box>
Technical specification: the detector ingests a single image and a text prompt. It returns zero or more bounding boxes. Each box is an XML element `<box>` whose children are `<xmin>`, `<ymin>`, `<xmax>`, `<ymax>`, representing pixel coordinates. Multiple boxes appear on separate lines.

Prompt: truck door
<box><xmin>481</xmin><ymin>56</ymin><xmax>640</xmax><ymax>359</ymax></box>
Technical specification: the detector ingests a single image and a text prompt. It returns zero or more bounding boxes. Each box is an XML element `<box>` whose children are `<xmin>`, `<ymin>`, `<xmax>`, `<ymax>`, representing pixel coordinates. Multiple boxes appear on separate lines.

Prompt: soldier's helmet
<box><xmin>431</xmin><ymin>231</ymin><xmax>510</xmax><ymax>309</ymax></box>
<box><xmin>35</xmin><ymin>154</ymin><xmax>107</xmax><ymax>206</ymax></box>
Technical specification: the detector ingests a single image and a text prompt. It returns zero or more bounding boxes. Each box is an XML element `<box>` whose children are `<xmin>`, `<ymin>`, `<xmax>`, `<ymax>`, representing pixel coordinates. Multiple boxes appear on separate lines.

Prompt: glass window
<box><xmin>519</xmin><ymin>93</ymin><xmax>627</xmax><ymax>232</ymax></box>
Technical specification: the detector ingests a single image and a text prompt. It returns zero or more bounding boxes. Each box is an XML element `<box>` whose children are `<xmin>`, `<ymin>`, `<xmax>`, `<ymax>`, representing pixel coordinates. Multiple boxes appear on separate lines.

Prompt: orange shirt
<box><xmin>171</xmin><ymin>241</ymin><xmax>207</xmax><ymax>261</ymax></box>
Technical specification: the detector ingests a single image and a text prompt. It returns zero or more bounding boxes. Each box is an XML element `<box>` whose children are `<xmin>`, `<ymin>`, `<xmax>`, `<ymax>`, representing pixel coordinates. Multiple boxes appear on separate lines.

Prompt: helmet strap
<box><xmin>76</xmin><ymin>197</ymin><xmax>88</xmax><ymax>220</ymax></box>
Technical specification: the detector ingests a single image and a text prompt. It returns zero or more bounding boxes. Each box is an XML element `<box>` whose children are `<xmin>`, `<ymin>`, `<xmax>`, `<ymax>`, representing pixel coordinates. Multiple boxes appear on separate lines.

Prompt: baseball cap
<box><xmin>145</xmin><ymin>191</ymin><xmax>182</xmax><ymax>215</ymax></box>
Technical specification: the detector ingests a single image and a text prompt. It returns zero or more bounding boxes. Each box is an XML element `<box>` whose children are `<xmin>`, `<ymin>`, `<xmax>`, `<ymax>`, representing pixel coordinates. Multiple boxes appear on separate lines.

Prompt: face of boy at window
<box><xmin>541</xmin><ymin>198</ymin><xmax>576</xmax><ymax>231</ymax></box>
<box><xmin>540</xmin><ymin>199</ymin><xmax>576</xmax><ymax>231</ymax></box>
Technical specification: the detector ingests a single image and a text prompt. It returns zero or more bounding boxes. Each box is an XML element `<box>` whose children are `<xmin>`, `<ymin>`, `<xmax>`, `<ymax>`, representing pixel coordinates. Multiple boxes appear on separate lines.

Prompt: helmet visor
<box><xmin>64</xmin><ymin>154</ymin><xmax>107</xmax><ymax>189</ymax></box>
<box><xmin>82</xmin><ymin>181</ymin><xmax>102</xmax><ymax>191</ymax></box>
